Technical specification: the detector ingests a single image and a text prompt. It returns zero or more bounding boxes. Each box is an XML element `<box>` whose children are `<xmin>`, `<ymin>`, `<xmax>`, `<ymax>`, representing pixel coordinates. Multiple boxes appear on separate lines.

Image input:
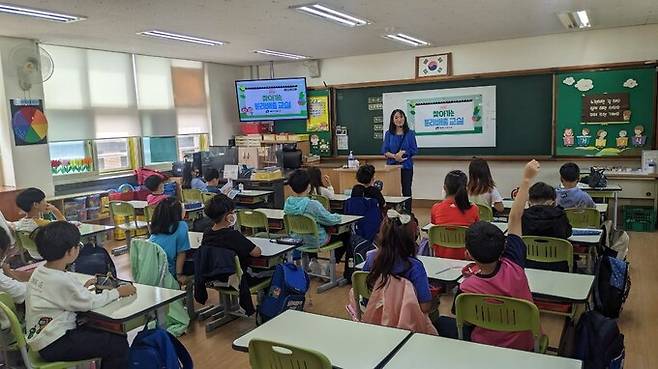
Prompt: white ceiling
<box><xmin>0</xmin><ymin>0</ymin><xmax>657</xmax><ymax>66</ymax></box>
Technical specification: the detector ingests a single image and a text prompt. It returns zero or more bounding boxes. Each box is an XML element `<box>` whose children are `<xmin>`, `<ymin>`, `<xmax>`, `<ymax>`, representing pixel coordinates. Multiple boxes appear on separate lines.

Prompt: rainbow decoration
<box><xmin>10</xmin><ymin>99</ymin><xmax>47</xmax><ymax>145</ymax></box>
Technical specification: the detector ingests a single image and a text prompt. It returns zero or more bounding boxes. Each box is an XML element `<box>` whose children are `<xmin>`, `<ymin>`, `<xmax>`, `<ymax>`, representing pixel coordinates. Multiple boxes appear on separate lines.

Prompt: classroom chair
<box><xmin>248</xmin><ymin>339</ymin><xmax>332</xmax><ymax>369</ymax></box>
<box><xmin>15</xmin><ymin>231</ymin><xmax>41</xmax><ymax>261</ymax></box>
<box><xmin>427</xmin><ymin>225</ymin><xmax>468</xmax><ymax>257</ymax></box>
<box><xmin>109</xmin><ymin>201</ymin><xmax>149</xmax><ymax>255</ymax></box>
<box><xmin>181</xmin><ymin>188</ymin><xmax>204</xmax><ymax>204</ymax></box>
<box><xmin>143</xmin><ymin>204</ymin><xmax>157</xmax><ymax>226</ymax></box>
<box><xmin>351</xmin><ymin>271</ymin><xmax>372</xmax><ymax>321</ymax></box>
<box><xmin>476</xmin><ymin>204</ymin><xmax>494</xmax><ymax>222</ymax></box>
<box><xmin>283</xmin><ymin>214</ymin><xmax>343</xmax><ymax>293</ymax></box>
<box><xmin>522</xmin><ymin>236</ymin><xmax>574</xmax><ymax>272</ymax></box>
<box><xmin>565</xmin><ymin>208</ymin><xmax>601</xmax><ymax>229</ymax></box>
<box><xmin>0</xmin><ymin>299</ymin><xmax>100</xmax><ymax>369</ymax></box>
<box><xmin>455</xmin><ymin>293</ymin><xmax>548</xmax><ymax>353</ymax></box>
<box><xmin>202</xmin><ymin>191</ymin><xmax>215</xmax><ymax>206</ymax></box>
<box><xmin>309</xmin><ymin>194</ymin><xmax>330</xmax><ymax>210</ymax></box>
<box><xmin>237</xmin><ymin>209</ymin><xmax>272</xmax><ymax>238</ymax></box>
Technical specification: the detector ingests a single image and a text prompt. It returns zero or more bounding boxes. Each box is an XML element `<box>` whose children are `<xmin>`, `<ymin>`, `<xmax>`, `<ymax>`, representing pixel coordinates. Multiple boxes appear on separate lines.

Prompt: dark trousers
<box><xmin>39</xmin><ymin>326</ymin><xmax>129</xmax><ymax>369</ymax></box>
<box><xmin>401</xmin><ymin>168</ymin><xmax>414</xmax><ymax>211</ymax></box>
<box><xmin>433</xmin><ymin>316</ymin><xmax>473</xmax><ymax>341</ymax></box>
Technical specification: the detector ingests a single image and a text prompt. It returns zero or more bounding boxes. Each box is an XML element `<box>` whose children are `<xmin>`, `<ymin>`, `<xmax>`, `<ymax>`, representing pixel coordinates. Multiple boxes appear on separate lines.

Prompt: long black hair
<box><xmin>366</xmin><ymin>211</ymin><xmax>417</xmax><ymax>291</ymax></box>
<box><xmin>307</xmin><ymin>167</ymin><xmax>324</xmax><ymax>195</ymax></box>
<box><xmin>150</xmin><ymin>197</ymin><xmax>183</xmax><ymax>235</ymax></box>
<box><xmin>468</xmin><ymin>158</ymin><xmax>496</xmax><ymax>196</ymax></box>
<box><xmin>444</xmin><ymin>170</ymin><xmax>471</xmax><ymax>213</ymax></box>
<box><xmin>388</xmin><ymin>109</ymin><xmax>410</xmax><ymax>134</ymax></box>
<box><xmin>181</xmin><ymin>163</ymin><xmax>193</xmax><ymax>189</ymax></box>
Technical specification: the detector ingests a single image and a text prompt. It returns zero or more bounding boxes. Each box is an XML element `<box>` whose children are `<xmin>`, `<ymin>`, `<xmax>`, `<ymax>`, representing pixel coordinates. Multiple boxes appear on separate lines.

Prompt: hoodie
<box><xmin>522</xmin><ymin>205</ymin><xmax>573</xmax><ymax>240</ymax></box>
<box><xmin>283</xmin><ymin>196</ymin><xmax>341</xmax><ymax>248</ymax></box>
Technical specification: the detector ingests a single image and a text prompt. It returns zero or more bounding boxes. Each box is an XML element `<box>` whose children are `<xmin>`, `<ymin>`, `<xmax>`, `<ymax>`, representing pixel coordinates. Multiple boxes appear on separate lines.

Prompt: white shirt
<box><xmin>0</xmin><ymin>211</ymin><xmax>15</xmax><ymax>245</ymax></box>
<box><xmin>25</xmin><ymin>266</ymin><xmax>119</xmax><ymax>351</ymax></box>
<box><xmin>470</xmin><ymin>187</ymin><xmax>503</xmax><ymax>207</ymax></box>
<box><xmin>313</xmin><ymin>186</ymin><xmax>336</xmax><ymax>200</ymax></box>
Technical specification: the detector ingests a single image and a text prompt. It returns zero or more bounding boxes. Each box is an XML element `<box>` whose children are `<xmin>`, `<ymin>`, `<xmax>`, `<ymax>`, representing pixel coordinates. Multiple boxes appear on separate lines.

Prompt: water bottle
<box><xmin>238</xmin><ymin>183</ymin><xmax>244</xmax><ymax>192</ymax></box>
<box><xmin>648</xmin><ymin>159</ymin><xmax>657</xmax><ymax>174</ymax></box>
<box><xmin>309</xmin><ymin>258</ymin><xmax>320</xmax><ymax>275</ymax></box>
<box><xmin>347</xmin><ymin>151</ymin><xmax>355</xmax><ymax>168</ymax></box>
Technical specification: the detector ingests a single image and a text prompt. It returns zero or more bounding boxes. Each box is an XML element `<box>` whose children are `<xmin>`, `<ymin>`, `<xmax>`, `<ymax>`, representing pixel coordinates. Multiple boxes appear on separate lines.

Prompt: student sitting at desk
<box><xmin>437</xmin><ymin>160</ymin><xmax>539</xmax><ymax>352</ymax></box>
<box><xmin>14</xmin><ymin>188</ymin><xmax>66</xmax><ymax>233</ymax></box>
<box><xmin>182</xmin><ymin>166</ymin><xmax>207</xmax><ymax>191</ymax></box>
<box><xmin>144</xmin><ymin>175</ymin><xmax>169</xmax><ymax>206</ymax></box>
<box><xmin>351</xmin><ymin>164</ymin><xmax>386</xmax><ymax>211</ymax></box>
<box><xmin>468</xmin><ymin>158</ymin><xmax>504</xmax><ymax>213</ymax></box>
<box><xmin>431</xmin><ymin>170</ymin><xmax>480</xmax><ymax>259</ymax></box>
<box><xmin>148</xmin><ymin>198</ymin><xmax>191</xmax><ymax>285</ymax></box>
<box><xmin>203</xmin><ymin>168</ymin><xmax>221</xmax><ymax>193</ymax></box>
<box><xmin>26</xmin><ymin>221</ymin><xmax>136</xmax><ymax>369</ymax></box>
<box><xmin>556</xmin><ymin>162</ymin><xmax>595</xmax><ymax>209</ymax></box>
<box><xmin>523</xmin><ymin>182</ymin><xmax>572</xmax><ymax>240</ymax></box>
<box><xmin>308</xmin><ymin>166</ymin><xmax>336</xmax><ymax>200</ymax></box>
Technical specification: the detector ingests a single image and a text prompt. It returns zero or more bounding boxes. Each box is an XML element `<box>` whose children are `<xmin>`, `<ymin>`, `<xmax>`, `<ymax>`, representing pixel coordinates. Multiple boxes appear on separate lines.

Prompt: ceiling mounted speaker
<box><xmin>303</xmin><ymin>60</ymin><xmax>320</xmax><ymax>78</ymax></box>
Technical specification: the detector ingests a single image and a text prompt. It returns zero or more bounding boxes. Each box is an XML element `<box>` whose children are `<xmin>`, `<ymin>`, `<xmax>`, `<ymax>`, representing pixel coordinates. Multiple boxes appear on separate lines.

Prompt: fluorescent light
<box><xmin>384</xmin><ymin>33</ymin><xmax>430</xmax><ymax>47</ymax></box>
<box><xmin>576</xmin><ymin>10</ymin><xmax>590</xmax><ymax>28</ymax></box>
<box><xmin>0</xmin><ymin>3</ymin><xmax>85</xmax><ymax>23</ymax></box>
<box><xmin>254</xmin><ymin>49</ymin><xmax>308</xmax><ymax>60</ymax></box>
<box><xmin>557</xmin><ymin>10</ymin><xmax>591</xmax><ymax>29</ymax></box>
<box><xmin>138</xmin><ymin>30</ymin><xmax>225</xmax><ymax>46</ymax></box>
<box><xmin>292</xmin><ymin>3</ymin><xmax>369</xmax><ymax>27</ymax></box>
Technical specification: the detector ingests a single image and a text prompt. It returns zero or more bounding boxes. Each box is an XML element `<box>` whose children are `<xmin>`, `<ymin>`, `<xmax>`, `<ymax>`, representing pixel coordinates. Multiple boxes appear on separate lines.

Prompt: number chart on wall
<box><xmin>555</xmin><ymin>67</ymin><xmax>656</xmax><ymax>157</ymax></box>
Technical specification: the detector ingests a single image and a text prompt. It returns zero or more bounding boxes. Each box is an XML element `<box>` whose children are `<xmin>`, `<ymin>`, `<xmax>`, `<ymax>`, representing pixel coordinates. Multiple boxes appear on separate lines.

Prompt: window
<box><xmin>177</xmin><ymin>135</ymin><xmax>201</xmax><ymax>160</ymax></box>
<box><xmin>143</xmin><ymin>136</ymin><xmax>177</xmax><ymax>165</ymax></box>
<box><xmin>48</xmin><ymin>141</ymin><xmax>92</xmax><ymax>175</ymax></box>
<box><xmin>95</xmin><ymin>138</ymin><xmax>131</xmax><ymax>172</ymax></box>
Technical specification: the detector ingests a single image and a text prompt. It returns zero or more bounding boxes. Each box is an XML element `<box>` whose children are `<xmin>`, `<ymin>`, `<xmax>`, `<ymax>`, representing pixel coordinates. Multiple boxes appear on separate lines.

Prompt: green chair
<box><xmin>427</xmin><ymin>225</ymin><xmax>468</xmax><ymax>257</ymax></box>
<box><xmin>309</xmin><ymin>194</ymin><xmax>330</xmax><ymax>210</ymax></box>
<box><xmin>284</xmin><ymin>214</ymin><xmax>343</xmax><ymax>293</ymax></box>
<box><xmin>455</xmin><ymin>293</ymin><xmax>548</xmax><ymax>353</ymax></box>
<box><xmin>109</xmin><ymin>201</ymin><xmax>149</xmax><ymax>251</ymax></box>
<box><xmin>0</xmin><ymin>300</ymin><xmax>99</xmax><ymax>369</ymax></box>
<box><xmin>522</xmin><ymin>236</ymin><xmax>574</xmax><ymax>272</ymax></box>
<box><xmin>248</xmin><ymin>339</ymin><xmax>332</xmax><ymax>369</ymax></box>
<box><xmin>565</xmin><ymin>208</ymin><xmax>601</xmax><ymax>229</ymax></box>
<box><xmin>143</xmin><ymin>204</ymin><xmax>157</xmax><ymax>226</ymax></box>
<box><xmin>351</xmin><ymin>271</ymin><xmax>371</xmax><ymax>321</ymax></box>
<box><xmin>202</xmin><ymin>192</ymin><xmax>216</xmax><ymax>206</ymax></box>
<box><xmin>15</xmin><ymin>231</ymin><xmax>41</xmax><ymax>261</ymax></box>
<box><xmin>237</xmin><ymin>209</ymin><xmax>271</xmax><ymax>238</ymax></box>
<box><xmin>181</xmin><ymin>188</ymin><xmax>203</xmax><ymax>204</ymax></box>
<box><xmin>476</xmin><ymin>204</ymin><xmax>494</xmax><ymax>222</ymax></box>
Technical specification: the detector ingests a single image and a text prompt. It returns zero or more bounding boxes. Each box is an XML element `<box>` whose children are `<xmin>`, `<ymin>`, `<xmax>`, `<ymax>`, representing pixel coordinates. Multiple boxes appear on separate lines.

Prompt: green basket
<box><xmin>622</xmin><ymin>206</ymin><xmax>656</xmax><ymax>232</ymax></box>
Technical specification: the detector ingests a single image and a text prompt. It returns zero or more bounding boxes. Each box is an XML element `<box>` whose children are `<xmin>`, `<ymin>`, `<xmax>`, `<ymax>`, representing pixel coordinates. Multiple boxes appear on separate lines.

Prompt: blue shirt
<box><xmin>381</xmin><ymin>130</ymin><xmax>418</xmax><ymax>170</ymax></box>
<box><xmin>191</xmin><ymin>177</ymin><xmax>207</xmax><ymax>191</ymax></box>
<box><xmin>555</xmin><ymin>187</ymin><xmax>596</xmax><ymax>209</ymax></box>
<box><xmin>363</xmin><ymin>250</ymin><xmax>432</xmax><ymax>303</ymax></box>
<box><xmin>148</xmin><ymin>221</ymin><xmax>191</xmax><ymax>277</ymax></box>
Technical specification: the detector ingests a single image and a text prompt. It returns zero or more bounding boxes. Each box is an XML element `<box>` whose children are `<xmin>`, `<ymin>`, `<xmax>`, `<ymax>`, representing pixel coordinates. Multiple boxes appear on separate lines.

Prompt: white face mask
<box><xmin>227</xmin><ymin>213</ymin><xmax>237</xmax><ymax>227</ymax></box>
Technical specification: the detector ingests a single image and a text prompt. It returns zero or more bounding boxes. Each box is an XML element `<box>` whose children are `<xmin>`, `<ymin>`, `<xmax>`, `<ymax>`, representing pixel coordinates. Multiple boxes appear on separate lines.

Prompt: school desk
<box><xmin>234</xmin><ymin>189</ymin><xmax>274</xmax><ymax>207</ymax></box>
<box><xmin>233</xmin><ymin>309</ymin><xmax>412</xmax><ymax>369</ymax></box>
<box><xmin>78</xmin><ymin>223</ymin><xmax>115</xmax><ymax>246</ymax></box>
<box><xmin>331</xmin><ymin>165</ymin><xmax>402</xmax><ymax>196</ymax></box>
<box><xmin>383</xmin><ymin>332</ymin><xmax>582</xmax><ymax>369</ymax></box>
<box><xmin>187</xmin><ymin>233</ymin><xmax>297</xmax><ymax>268</ymax></box>
<box><xmin>576</xmin><ymin>183</ymin><xmax>623</xmax><ymax>227</ymax></box>
<box><xmin>329</xmin><ymin>194</ymin><xmax>411</xmax><ymax>212</ymax></box>
<box><xmin>421</xmin><ymin>222</ymin><xmax>507</xmax><ymax>233</ymax></box>
<box><xmin>252</xmin><ymin>208</ymin><xmax>363</xmax><ymax>235</ymax></box>
<box><xmin>72</xmin><ymin>272</ymin><xmax>186</xmax><ymax>333</ymax></box>
<box><xmin>500</xmin><ymin>200</ymin><xmax>608</xmax><ymax>214</ymax></box>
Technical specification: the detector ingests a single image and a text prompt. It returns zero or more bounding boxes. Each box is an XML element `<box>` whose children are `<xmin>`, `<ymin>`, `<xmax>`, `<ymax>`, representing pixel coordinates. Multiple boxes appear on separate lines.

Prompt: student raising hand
<box><xmin>508</xmin><ymin>160</ymin><xmax>540</xmax><ymax>236</ymax></box>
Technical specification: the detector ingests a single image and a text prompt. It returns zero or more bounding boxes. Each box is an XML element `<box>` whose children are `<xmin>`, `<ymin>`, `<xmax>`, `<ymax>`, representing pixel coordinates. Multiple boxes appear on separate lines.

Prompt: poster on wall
<box><xmin>10</xmin><ymin>99</ymin><xmax>48</xmax><ymax>146</ymax></box>
<box><xmin>306</xmin><ymin>95</ymin><xmax>329</xmax><ymax>131</ymax></box>
<box><xmin>382</xmin><ymin>86</ymin><xmax>496</xmax><ymax>148</ymax></box>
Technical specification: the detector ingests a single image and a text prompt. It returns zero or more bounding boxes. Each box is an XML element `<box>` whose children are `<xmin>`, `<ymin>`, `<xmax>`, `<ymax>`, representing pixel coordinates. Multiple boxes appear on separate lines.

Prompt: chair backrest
<box><xmin>182</xmin><ymin>188</ymin><xmax>203</xmax><ymax>203</ymax></box>
<box><xmin>237</xmin><ymin>210</ymin><xmax>269</xmax><ymax>235</ymax></box>
<box><xmin>143</xmin><ymin>205</ymin><xmax>157</xmax><ymax>224</ymax></box>
<box><xmin>476</xmin><ymin>204</ymin><xmax>494</xmax><ymax>222</ymax></box>
<box><xmin>0</xmin><ymin>298</ymin><xmax>26</xmax><ymax>351</ymax></box>
<box><xmin>283</xmin><ymin>214</ymin><xmax>318</xmax><ymax>237</ymax></box>
<box><xmin>130</xmin><ymin>239</ymin><xmax>169</xmax><ymax>286</ymax></box>
<box><xmin>109</xmin><ymin>201</ymin><xmax>137</xmax><ymax>226</ymax></box>
<box><xmin>455</xmin><ymin>293</ymin><xmax>543</xmax><ymax>352</ymax></box>
<box><xmin>309</xmin><ymin>194</ymin><xmax>330</xmax><ymax>210</ymax></box>
<box><xmin>428</xmin><ymin>225</ymin><xmax>468</xmax><ymax>249</ymax></box>
<box><xmin>351</xmin><ymin>271</ymin><xmax>371</xmax><ymax>320</ymax></box>
<box><xmin>16</xmin><ymin>231</ymin><xmax>40</xmax><ymax>259</ymax></box>
<box><xmin>202</xmin><ymin>192</ymin><xmax>215</xmax><ymax>206</ymax></box>
<box><xmin>248</xmin><ymin>339</ymin><xmax>332</xmax><ymax>369</ymax></box>
<box><xmin>565</xmin><ymin>208</ymin><xmax>601</xmax><ymax>229</ymax></box>
<box><xmin>522</xmin><ymin>236</ymin><xmax>574</xmax><ymax>272</ymax></box>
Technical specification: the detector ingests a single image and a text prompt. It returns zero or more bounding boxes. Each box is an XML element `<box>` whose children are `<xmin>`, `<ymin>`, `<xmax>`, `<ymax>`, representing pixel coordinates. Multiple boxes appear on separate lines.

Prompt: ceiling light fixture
<box><xmin>557</xmin><ymin>10</ymin><xmax>591</xmax><ymax>29</ymax></box>
<box><xmin>138</xmin><ymin>30</ymin><xmax>225</xmax><ymax>46</ymax></box>
<box><xmin>0</xmin><ymin>3</ymin><xmax>85</xmax><ymax>23</ymax></box>
<box><xmin>254</xmin><ymin>49</ymin><xmax>308</xmax><ymax>60</ymax></box>
<box><xmin>384</xmin><ymin>33</ymin><xmax>430</xmax><ymax>47</ymax></box>
<box><xmin>292</xmin><ymin>3</ymin><xmax>369</xmax><ymax>27</ymax></box>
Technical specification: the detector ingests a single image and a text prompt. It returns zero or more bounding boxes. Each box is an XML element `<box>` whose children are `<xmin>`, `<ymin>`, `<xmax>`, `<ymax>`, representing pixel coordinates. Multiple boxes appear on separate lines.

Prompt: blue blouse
<box><xmin>381</xmin><ymin>130</ymin><xmax>418</xmax><ymax>170</ymax></box>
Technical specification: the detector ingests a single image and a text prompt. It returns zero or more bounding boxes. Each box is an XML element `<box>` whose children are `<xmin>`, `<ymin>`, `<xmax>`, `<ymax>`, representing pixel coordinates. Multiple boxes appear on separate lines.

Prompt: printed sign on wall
<box><xmin>10</xmin><ymin>99</ymin><xmax>48</xmax><ymax>146</ymax></box>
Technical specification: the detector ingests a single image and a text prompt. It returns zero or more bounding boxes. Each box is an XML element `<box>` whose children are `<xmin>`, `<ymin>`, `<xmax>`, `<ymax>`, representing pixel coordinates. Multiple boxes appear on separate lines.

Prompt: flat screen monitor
<box><xmin>235</xmin><ymin>77</ymin><xmax>308</xmax><ymax>122</ymax></box>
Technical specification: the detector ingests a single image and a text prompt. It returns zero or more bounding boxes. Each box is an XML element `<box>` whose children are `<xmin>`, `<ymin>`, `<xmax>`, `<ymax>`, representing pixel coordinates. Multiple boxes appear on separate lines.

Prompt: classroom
<box><xmin>0</xmin><ymin>1</ymin><xmax>656</xmax><ymax>368</ymax></box>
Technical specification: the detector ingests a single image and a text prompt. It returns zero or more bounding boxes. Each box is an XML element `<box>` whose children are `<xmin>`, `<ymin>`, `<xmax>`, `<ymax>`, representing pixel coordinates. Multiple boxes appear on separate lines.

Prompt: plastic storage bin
<box><xmin>622</xmin><ymin>205</ymin><xmax>656</xmax><ymax>232</ymax></box>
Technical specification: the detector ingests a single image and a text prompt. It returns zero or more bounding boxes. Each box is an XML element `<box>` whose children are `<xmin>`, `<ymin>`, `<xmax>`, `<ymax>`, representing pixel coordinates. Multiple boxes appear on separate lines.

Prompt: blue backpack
<box><xmin>130</xmin><ymin>328</ymin><xmax>193</xmax><ymax>369</ymax></box>
<box><xmin>257</xmin><ymin>263</ymin><xmax>310</xmax><ymax>324</ymax></box>
<box><xmin>575</xmin><ymin>310</ymin><xmax>625</xmax><ymax>369</ymax></box>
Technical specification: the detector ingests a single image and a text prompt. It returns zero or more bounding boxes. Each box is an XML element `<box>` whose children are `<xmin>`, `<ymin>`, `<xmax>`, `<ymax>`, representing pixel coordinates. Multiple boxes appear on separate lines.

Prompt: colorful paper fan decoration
<box><xmin>12</xmin><ymin>106</ymin><xmax>47</xmax><ymax>145</ymax></box>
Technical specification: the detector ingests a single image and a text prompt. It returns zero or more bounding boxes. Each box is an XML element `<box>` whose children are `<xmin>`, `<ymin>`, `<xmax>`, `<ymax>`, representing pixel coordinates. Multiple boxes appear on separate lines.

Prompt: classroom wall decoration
<box><xmin>382</xmin><ymin>86</ymin><xmax>496</xmax><ymax>148</ymax></box>
<box><xmin>10</xmin><ymin>98</ymin><xmax>48</xmax><ymax>146</ymax></box>
<box><xmin>415</xmin><ymin>53</ymin><xmax>452</xmax><ymax>79</ymax></box>
<box><xmin>555</xmin><ymin>67</ymin><xmax>656</xmax><ymax>157</ymax></box>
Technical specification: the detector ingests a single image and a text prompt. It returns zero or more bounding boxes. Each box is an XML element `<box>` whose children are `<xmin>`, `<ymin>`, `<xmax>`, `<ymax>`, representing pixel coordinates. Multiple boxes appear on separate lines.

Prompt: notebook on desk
<box><xmin>572</xmin><ymin>229</ymin><xmax>602</xmax><ymax>236</ymax></box>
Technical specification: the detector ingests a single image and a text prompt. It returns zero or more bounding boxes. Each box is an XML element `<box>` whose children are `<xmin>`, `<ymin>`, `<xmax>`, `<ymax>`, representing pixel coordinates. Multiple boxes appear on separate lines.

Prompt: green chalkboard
<box><xmin>555</xmin><ymin>67</ymin><xmax>656</xmax><ymax>157</ymax></box>
<box><xmin>335</xmin><ymin>73</ymin><xmax>554</xmax><ymax>156</ymax></box>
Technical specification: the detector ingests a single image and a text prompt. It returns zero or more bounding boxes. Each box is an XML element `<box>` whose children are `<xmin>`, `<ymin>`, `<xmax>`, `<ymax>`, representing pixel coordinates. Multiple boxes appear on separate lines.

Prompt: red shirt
<box><xmin>430</xmin><ymin>198</ymin><xmax>479</xmax><ymax>259</ymax></box>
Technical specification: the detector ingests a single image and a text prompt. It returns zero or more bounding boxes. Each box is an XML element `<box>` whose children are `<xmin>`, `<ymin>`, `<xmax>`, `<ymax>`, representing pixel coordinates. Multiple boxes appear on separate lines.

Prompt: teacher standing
<box><xmin>382</xmin><ymin>109</ymin><xmax>418</xmax><ymax>200</ymax></box>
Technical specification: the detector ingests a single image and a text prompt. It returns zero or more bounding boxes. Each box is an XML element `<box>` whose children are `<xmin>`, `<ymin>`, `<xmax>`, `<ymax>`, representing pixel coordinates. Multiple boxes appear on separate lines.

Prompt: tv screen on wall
<box><xmin>235</xmin><ymin>77</ymin><xmax>308</xmax><ymax>122</ymax></box>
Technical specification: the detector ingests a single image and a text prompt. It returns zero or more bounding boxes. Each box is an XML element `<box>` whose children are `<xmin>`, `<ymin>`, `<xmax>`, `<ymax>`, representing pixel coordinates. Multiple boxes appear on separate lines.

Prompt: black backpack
<box><xmin>593</xmin><ymin>255</ymin><xmax>631</xmax><ymax>319</ymax></box>
<box><xmin>72</xmin><ymin>244</ymin><xmax>117</xmax><ymax>277</ymax></box>
<box><xmin>588</xmin><ymin>167</ymin><xmax>608</xmax><ymax>188</ymax></box>
<box><xmin>575</xmin><ymin>310</ymin><xmax>625</xmax><ymax>369</ymax></box>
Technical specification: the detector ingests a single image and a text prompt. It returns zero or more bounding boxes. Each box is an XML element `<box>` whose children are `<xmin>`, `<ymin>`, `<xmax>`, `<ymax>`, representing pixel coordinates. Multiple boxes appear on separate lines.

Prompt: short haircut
<box><xmin>465</xmin><ymin>221</ymin><xmax>506</xmax><ymax>264</ymax></box>
<box><xmin>356</xmin><ymin>164</ymin><xmax>376</xmax><ymax>185</ymax></box>
<box><xmin>0</xmin><ymin>227</ymin><xmax>10</xmax><ymax>253</ymax></box>
<box><xmin>16</xmin><ymin>187</ymin><xmax>46</xmax><ymax>213</ymax></box>
<box><xmin>203</xmin><ymin>168</ymin><xmax>220</xmax><ymax>182</ymax></box>
<box><xmin>34</xmin><ymin>221</ymin><xmax>80</xmax><ymax>261</ymax></box>
<box><xmin>529</xmin><ymin>182</ymin><xmax>556</xmax><ymax>202</ymax></box>
<box><xmin>288</xmin><ymin>169</ymin><xmax>310</xmax><ymax>194</ymax></box>
<box><xmin>204</xmin><ymin>193</ymin><xmax>235</xmax><ymax>223</ymax></box>
<box><xmin>560</xmin><ymin>162</ymin><xmax>580</xmax><ymax>182</ymax></box>
<box><xmin>144</xmin><ymin>175</ymin><xmax>164</xmax><ymax>191</ymax></box>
